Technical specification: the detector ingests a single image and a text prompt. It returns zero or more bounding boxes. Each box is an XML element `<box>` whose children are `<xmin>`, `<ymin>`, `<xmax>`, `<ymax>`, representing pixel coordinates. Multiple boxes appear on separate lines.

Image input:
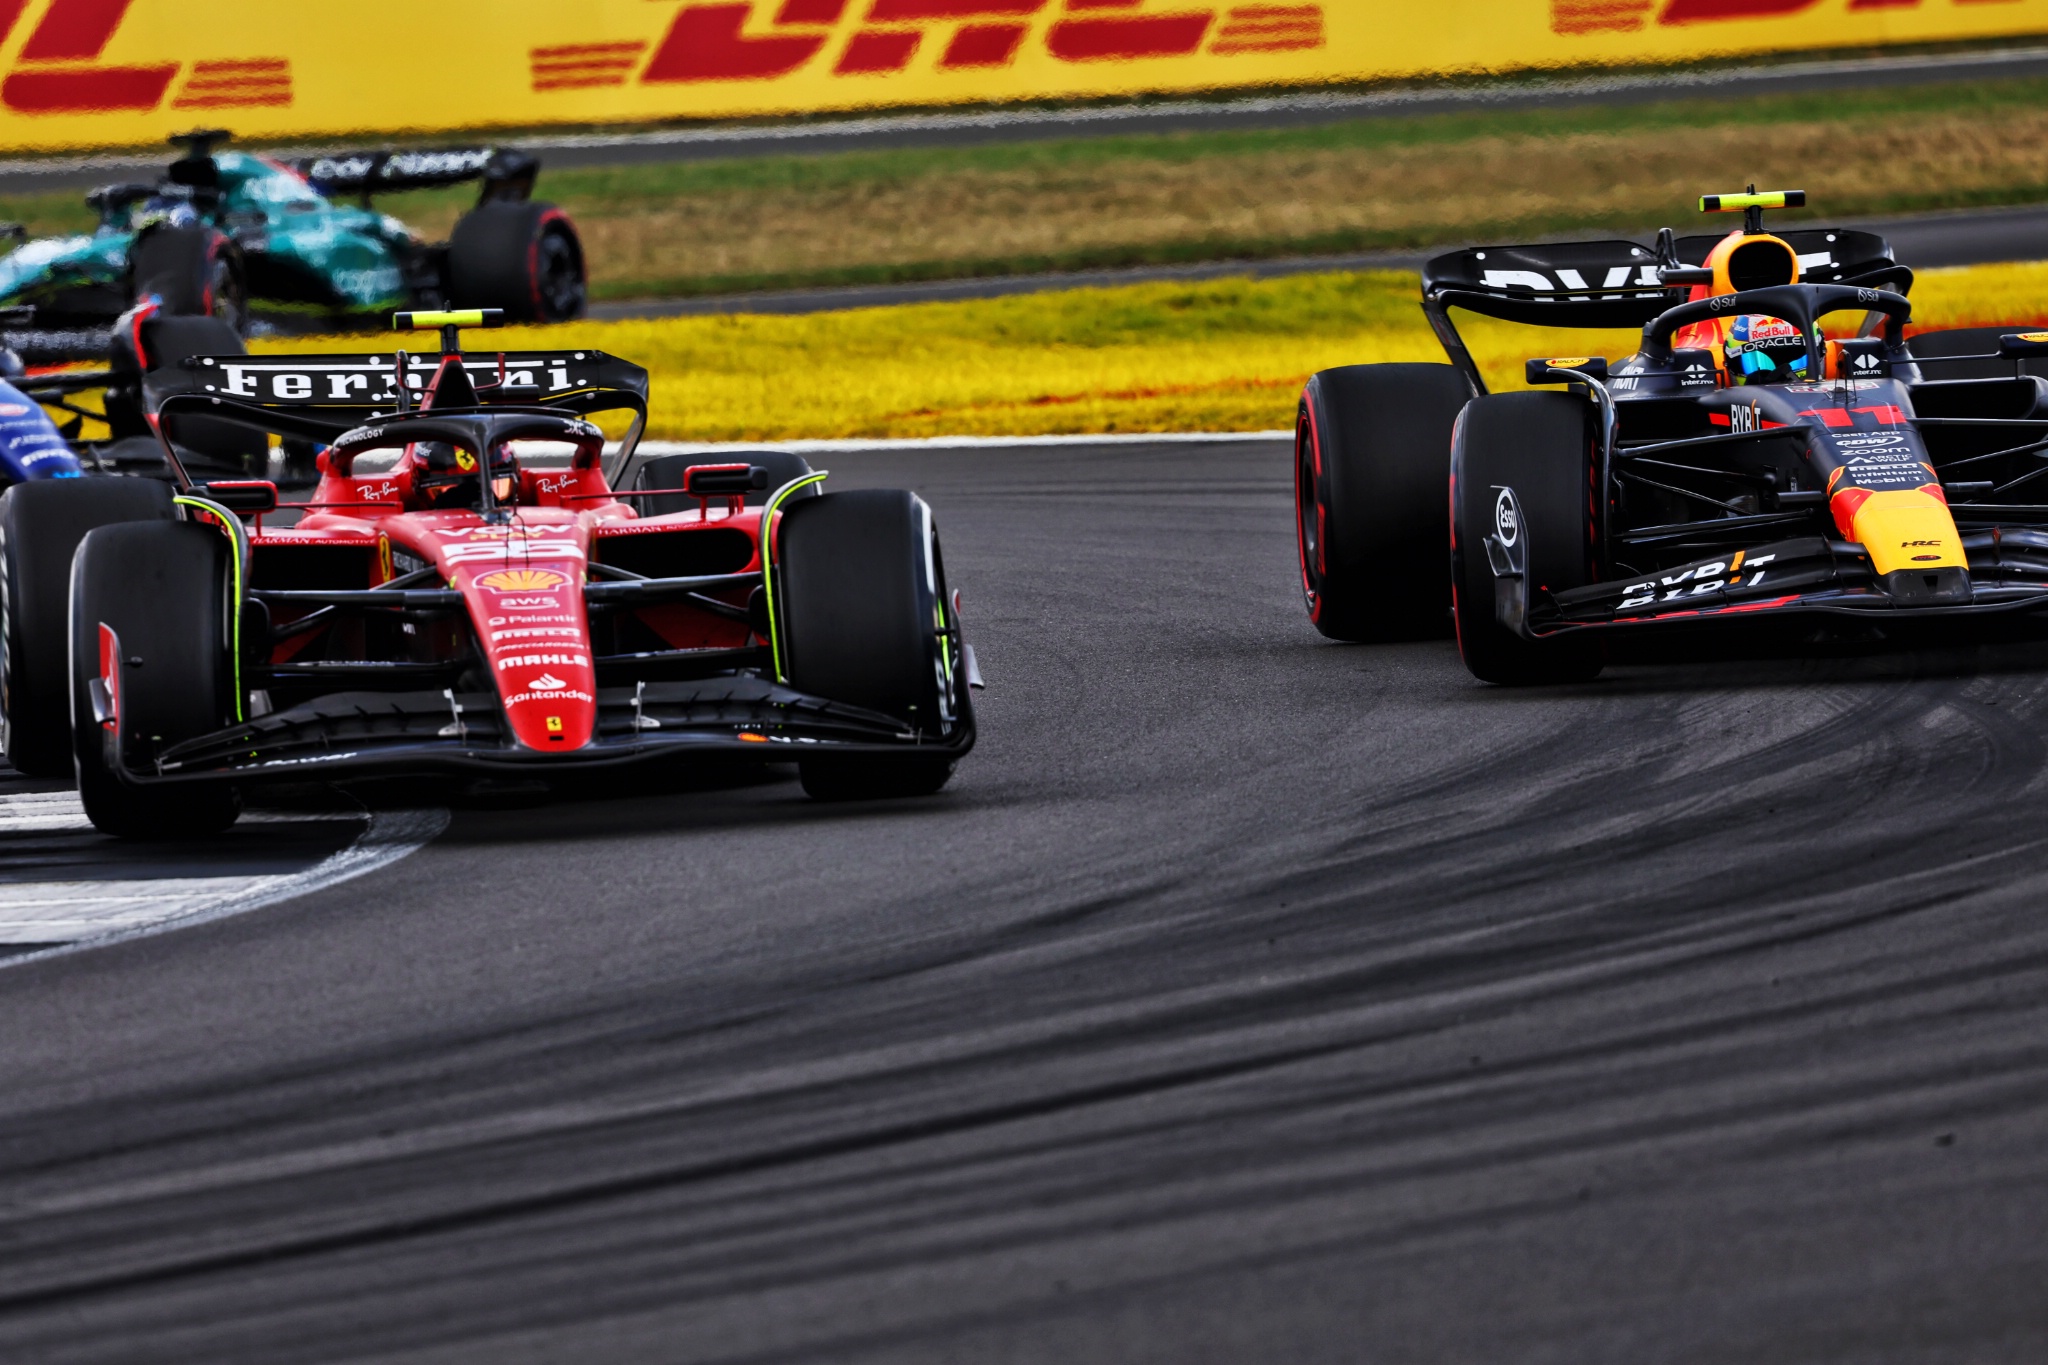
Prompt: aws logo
<box><xmin>1554</xmin><ymin>0</ymin><xmax>1983</xmax><ymax>34</ymax></box>
<box><xmin>531</xmin><ymin>1</ymin><xmax>1326</xmax><ymax>89</ymax></box>
<box><xmin>0</xmin><ymin>0</ymin><xmax>289</xmax><ymax>114</ymax></box>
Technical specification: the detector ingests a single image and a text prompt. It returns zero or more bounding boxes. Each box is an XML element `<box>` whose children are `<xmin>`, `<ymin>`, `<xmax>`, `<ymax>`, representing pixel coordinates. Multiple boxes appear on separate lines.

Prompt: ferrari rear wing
<box><xmin>144</xmin><ymin>348</ymin><xmax>647</xmax><ymax>411</ymax></box>
<box><xmin>1421</xmin><ymin>228</ymin><xmax>1907</xmax><ymax>393</ymax></box>
<box><xmin>141</xmin><ymin>346</ymin><xmax>651</xmax><ymax>485</ymax></box>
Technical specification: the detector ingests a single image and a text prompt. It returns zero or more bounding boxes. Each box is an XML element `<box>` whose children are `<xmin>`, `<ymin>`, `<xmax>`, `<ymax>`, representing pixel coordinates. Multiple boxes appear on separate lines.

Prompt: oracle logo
<box><xmin>531</xmin><ymin>1</ymin><xmax>1327</xmax><ymax>89</ymax></box>
<box><xmin>1552</xmin><ymin>0</ymin><xmax>1954</xmax><ymax>34</ymax></box>
<box><xmin>0</xmin><ymin>0</ymin><xmax>290</xmax><ymax>114</ymax></box>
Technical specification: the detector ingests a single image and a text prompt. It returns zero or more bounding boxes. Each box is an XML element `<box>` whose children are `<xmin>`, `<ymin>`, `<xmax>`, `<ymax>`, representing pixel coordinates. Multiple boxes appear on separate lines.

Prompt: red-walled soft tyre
<box><xmin>447</xmin><ymin>202</ymin><xmax>586</xmax><ymax>323</ymax></box>
<box><xmin>1296</xmin><ymin>363</ymin><xmax>1472</xmax><ymax>642</ymax></box>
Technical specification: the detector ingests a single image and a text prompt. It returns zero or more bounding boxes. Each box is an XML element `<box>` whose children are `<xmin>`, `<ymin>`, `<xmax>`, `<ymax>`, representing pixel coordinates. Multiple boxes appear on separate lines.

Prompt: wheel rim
<box><xmin>534</xmin><ymin>228</ymin><xmax>584</xmax><ymax>322</ymax></box>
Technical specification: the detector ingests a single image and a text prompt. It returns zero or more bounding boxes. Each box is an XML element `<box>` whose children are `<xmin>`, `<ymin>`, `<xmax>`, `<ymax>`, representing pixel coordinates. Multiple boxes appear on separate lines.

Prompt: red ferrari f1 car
<box><xmin>1</xmin><ymin>311</ymin><xmax>975</xmax><ymax>836</ymax></box>
<box><xmin>1296</xmin><ymin>189</ymin><xmax>2048</xmax><ymax>683</ymax></box>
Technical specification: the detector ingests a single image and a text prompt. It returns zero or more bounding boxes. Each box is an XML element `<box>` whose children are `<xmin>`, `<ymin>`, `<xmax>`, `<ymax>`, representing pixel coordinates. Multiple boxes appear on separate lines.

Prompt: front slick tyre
<box><xmin>1449</xmin><ymin>391</ymin><xmax>1604</xmax><ymax>686</ymax></box>
<box><xmin>70</xmin><ymin>521</ymin><xmax>241</xmax><ymax>838</ymax></box>
<box><xmin>2</xmin><ymin>477</ymin><xmax>173</xmax><ymax>777</ymax></box>
<box><xmin>1297</xmin><ymin>363</ymin><xmax>1473</xmax><ymax>641</ymax></box>
<box><xmin>779</xmin><ymin>489</ymin><xmax>965</xmax><ymax>802</ymax></box>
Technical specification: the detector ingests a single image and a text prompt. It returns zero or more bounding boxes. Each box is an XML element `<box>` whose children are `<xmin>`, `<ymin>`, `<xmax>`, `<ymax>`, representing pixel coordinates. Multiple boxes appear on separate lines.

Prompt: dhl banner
<box><xmin>0</xmin><ymin>0</ymin><xmax>2044</xmax><ymax>152</ymax></box>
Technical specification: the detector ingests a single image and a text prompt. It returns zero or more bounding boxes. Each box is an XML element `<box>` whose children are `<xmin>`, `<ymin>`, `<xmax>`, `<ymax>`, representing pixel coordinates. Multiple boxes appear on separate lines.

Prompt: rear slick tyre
<box><xmin>1449</xmin><ymin>391</ymin><xmax>1604</xmax><ymax>686</ymax></box>
<box><xmin>1</xmin><ymin>478</ymin><xmax>173</xmax><ymax>777</ymax></box>
<box><xmin>779</xmin><ymin>489</ymin><xmax>966</xmax><ymax>801</ymax></box>
<box><xmin>1296</xmin><ymin>363</ymin><xmax>1473</xmax><ymax>642</ymax></box>
<box><xmin>129</xmin><ymin>224</ymin><xmax>245</xmax><ymax>331</ymax></box>
<box><xmin>447</xmin><ymin>202</ymin><xmax>586</xmax><ymax>323</ymax></box>
<box><xmin>69</xmin><ymin>521</ymin><xmax>241</xmax><ymax>838</ymax></box>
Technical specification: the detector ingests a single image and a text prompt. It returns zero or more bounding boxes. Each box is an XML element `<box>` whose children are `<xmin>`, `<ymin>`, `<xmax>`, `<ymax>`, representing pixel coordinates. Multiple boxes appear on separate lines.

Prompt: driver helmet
<box><xmin>1725</xmin><ymin>313</ymin><xmax>1811</xmax><ymax>384</ymax></box>
<box><xmin>412</xmin><ymin>440</ymin><xmax>517</xmax><ymax>509</ymax></box>
<box><xmin>413</xmin><ymin>441</ymin><xmax>482</xmax><ymax>509</ymax></box>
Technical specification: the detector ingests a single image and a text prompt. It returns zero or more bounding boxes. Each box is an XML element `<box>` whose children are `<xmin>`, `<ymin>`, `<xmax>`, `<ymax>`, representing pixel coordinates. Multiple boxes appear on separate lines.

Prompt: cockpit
<box><xmin>307</xmin><ymin>411</ymin><xmax>611</xmax><ymax>519</ymax></box>
<box><xmin>409</xmin><ymin>440</ymin><xmax>519</xmax><ymax>511</ymax></box>
<box><xmin>1671</xmin><ymin>211</ymin><xmax>1819</xmax><ymax>387</ymax></box>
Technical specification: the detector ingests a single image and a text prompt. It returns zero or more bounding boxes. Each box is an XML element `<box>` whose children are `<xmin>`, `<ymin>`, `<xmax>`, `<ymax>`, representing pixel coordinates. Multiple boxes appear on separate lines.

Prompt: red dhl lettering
<box><xmin>0</xmin><ymin>0</ymin><xmax>291</xmax><ymax>113</ymax></box>
<box><xmin>536</xmin><ymin>1</ymin><xmax>1326</xmax><ymax>89</ymax></box>
<box><xmin>1553</xmin><ymin>0</ymin><xmax>1952</xmax><ymax>35</ymax></box>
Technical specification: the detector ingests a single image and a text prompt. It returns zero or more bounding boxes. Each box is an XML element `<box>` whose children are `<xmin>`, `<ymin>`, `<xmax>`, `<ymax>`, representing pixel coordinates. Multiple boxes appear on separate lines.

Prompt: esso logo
<box><xmin>0</xmin><ymin>403</ymin><xmax>31</xmax><ymax>417</ymax></box>
<box><xmin>1494</xmin><ymin>489</ymin><xmax>1519</xmax><ymax>548</ymax></box>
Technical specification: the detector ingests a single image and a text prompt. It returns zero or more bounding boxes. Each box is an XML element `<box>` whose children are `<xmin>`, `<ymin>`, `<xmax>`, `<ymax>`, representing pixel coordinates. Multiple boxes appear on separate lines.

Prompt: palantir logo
<box><xmin>0</xmin><ymin>0</ymin><xmax>291</xmax><ymax>114</ymax></box>
<box><xmin>531</xmin><ymin>0</ymin><xmax>1327</xmax><ymax>90</ymax></box>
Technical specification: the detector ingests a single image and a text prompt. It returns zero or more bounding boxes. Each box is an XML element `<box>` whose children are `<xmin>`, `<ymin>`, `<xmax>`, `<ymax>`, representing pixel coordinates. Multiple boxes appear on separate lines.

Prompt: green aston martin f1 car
<box><xmin>0</xmin><ymin>131</ymin><xmax>585</xmax><ymax>345</ymax></box>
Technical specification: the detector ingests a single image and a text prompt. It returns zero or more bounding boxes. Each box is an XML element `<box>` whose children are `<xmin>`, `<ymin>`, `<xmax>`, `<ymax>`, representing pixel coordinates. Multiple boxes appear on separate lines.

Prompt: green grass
<box><xmin>15</xmin><ymin>73</ymin><xmax>2048</xmax><ymax>300</ymax></box>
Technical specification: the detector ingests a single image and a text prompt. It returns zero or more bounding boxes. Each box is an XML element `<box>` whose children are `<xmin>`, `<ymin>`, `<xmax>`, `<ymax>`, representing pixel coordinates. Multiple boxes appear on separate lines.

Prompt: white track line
<box><xmin>0</xmin><ymin>796</ymin><xmax>448</xmax><ymax>962</ymax></box>
<box><xmin>632</xmin><ymin>431</ymin><xmax>1291</xmax><ymax>456</ymax></box>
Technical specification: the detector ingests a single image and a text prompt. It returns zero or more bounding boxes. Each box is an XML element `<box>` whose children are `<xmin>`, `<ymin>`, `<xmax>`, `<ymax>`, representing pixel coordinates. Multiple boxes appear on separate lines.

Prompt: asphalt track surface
<box><xmin>5</xmin><ymin>439</ymin><xmax>2048</xmax><ymax>1362</ymax></box>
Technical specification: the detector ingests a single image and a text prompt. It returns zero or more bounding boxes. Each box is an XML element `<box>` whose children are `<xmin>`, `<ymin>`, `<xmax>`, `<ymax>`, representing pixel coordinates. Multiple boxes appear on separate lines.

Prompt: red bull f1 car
<box><xmin>0</xmin><ymin>312</ymin><xmax>975</xmax><ymax>836</ymax></box>
<box><xmin>1295</xmin><ymin>189</ymin><xmax>2048</xmax><ymax>683</ymax></box>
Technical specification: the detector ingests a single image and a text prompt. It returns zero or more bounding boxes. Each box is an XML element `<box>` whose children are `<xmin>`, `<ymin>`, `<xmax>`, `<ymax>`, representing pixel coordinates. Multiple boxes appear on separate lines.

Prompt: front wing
<box><xmin>1501</xmin><ymin>533</ymin><xmax>2048</xmax><ymax>636</ymax></box>
<box><xmin>101</xmin><ymin>676</ymin><xmax>974</xmax><ymax>787</ymax></box>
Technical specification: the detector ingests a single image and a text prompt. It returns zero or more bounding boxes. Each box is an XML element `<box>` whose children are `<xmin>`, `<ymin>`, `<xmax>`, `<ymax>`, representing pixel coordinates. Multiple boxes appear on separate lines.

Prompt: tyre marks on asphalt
<box><xmin>0</xmin><ymin>776</ymin><xmax>448</xmax><ymax>962</ymax></box>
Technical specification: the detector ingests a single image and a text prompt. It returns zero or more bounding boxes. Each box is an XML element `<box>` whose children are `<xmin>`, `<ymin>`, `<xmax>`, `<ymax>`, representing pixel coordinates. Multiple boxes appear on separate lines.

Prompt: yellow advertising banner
<box><xmin>0</xmin><ymin>0</ymin><xmax>2044</xmax><ymax>153</ymax></box>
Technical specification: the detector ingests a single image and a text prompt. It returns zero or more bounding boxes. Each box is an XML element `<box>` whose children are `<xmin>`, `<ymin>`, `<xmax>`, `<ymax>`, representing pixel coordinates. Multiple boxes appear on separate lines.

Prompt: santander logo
<box><xmin>528</xmin><ymin>673</ymin><xmax>569</xmax><ymax>692</ymax></box>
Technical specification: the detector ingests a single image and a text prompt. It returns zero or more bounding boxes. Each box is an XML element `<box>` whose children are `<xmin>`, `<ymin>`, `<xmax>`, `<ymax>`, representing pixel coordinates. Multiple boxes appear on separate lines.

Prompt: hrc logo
<box><xmin>531</xmin><ymin>1</ymin><xmax>1327</xmax><ymax>89</ymax></box>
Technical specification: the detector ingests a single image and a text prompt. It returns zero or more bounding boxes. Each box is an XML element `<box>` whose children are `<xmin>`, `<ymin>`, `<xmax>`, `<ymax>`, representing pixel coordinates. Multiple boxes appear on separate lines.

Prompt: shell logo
<box><xmin>478</xmin><ymin>568</ymin><xmax>569</xmax><ymax>592</ymax></box>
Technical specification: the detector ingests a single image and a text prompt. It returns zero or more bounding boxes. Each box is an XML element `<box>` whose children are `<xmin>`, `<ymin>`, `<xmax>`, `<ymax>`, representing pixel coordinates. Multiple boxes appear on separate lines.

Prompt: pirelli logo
<box><xmin>528</xmin><ymin>0</ymin><xmax>1327</xmax><ymax>90</ymax></box>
